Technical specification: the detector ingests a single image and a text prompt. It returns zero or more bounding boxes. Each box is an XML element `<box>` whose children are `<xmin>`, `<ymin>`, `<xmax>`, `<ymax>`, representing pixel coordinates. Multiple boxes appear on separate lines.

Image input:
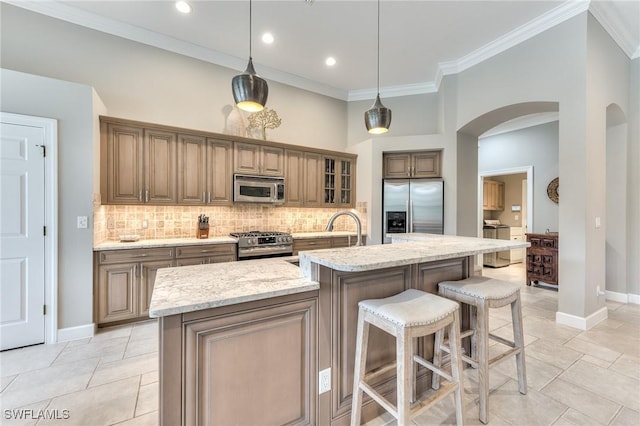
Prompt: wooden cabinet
<box><xmin>292</xmin><ymin>235</ymin><xmax>365</xmax><ymax>255</ymax></box>
<box><xmin>177</xmin><ymin>135</ymin><xmax>232</xmax><ymax>205</ymax></box>
<box><xmin>525</xmin><ymin>233</ymin><xmax>558</xmax><ymax>286</ymax></box>
<box><xmin>101</xmin><ymin>122</ymin><xmax>177</xmax><ymax>204</ymax></box>
<box><xmin>95</xmin><ymin>244</ymin><xmax>236</xmax><ymax>325</ymax></box>
<box><xmin>175</xmin><ymin>244</ymin><xmax>237</xmax><ymax>266</ymax></box>
<box><xmin>383</xmin><ymin>150</ymin><xmax>441</xmax><ymax>178</ymax></box>
<box><xmin>284</xmin><ymin>150</ymin><xmax>322</xmax><ymax>207</ymax></box>
<box><xmin>95</xmin><ymin>247</ymin><xmax>174</xmax><ymax>324</ymax></box>
<box><xmin>483</xmin><ymin>179</ymin><xmax>505</xmax><ymax>211</ymax></box>
<box><xmin>234</xmin><ymin>142</ymin><xmax>284</xmax><ymax>176</ymax></box>
<box><xmin>323</xmin><ymin>156</ymin><xmax>355</xmax><ymax>207</ymax></box>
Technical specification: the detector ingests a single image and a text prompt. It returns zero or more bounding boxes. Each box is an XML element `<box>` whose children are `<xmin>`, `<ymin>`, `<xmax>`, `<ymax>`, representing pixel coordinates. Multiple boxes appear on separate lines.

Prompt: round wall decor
<box><xmin>547</xmin><ymin>177</ymin><xmax>559</xmax><ymax>203</ymax></box>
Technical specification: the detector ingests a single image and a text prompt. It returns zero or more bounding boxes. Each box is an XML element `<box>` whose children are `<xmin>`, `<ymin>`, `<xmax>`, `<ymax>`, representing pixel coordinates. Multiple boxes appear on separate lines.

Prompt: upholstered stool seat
<box><xmin>351</xmin><ymin>289</ymin><xmax>465</xmax><ymax>426</ymax></box>
<box><xmin>435</xmin><ymin>276</ymin><xmax>527</xmax><ymax>424</ymax></box>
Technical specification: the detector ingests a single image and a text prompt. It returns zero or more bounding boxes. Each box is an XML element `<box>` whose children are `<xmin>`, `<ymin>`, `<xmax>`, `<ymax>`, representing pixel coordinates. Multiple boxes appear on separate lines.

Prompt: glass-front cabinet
<box><xmin>323</xmin><ymin>156</ymin><xmax>354</xmax><ymax>207</ymax></box>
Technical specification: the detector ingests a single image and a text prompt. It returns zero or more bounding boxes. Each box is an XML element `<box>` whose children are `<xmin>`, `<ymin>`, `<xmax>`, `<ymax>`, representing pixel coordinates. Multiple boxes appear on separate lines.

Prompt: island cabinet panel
<box><xmin>329</xmin><ymin>266</ymin><xmax>412</xmax><ymax>421</ymax></box>
<box><xmin>181</xmin><ymin>297</ymin><xmax>317</xmax><ymax>426</ymax></box>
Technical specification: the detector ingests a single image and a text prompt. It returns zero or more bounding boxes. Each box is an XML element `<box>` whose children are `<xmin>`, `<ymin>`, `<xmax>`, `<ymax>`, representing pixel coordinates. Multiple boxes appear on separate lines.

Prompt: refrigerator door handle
<box><xmin>405</xmin><ymin>200</ymin><xmax>410</xmax><ymax>232</ymax></box>
<box><xmin>409</xmin><ymin>200</ymin><xmax>413</xmax><ymax>232</ymax></box>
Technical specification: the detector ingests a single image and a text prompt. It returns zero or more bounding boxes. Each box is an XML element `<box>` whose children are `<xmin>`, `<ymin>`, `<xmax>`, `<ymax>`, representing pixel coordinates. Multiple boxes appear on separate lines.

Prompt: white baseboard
<box><xmin>604</xmin><ymin>291</ymin><xmax>640</xmax><ymax>305</ymax></box>
<box><xmin>57</xmin><ymin>323</ymin><xmax>95</xmax><ymax>342</ymax></box>
<box><xmin>556</xmin><ymin>307</ymin><xmax>608</xmax><ymax>330</ymax></box>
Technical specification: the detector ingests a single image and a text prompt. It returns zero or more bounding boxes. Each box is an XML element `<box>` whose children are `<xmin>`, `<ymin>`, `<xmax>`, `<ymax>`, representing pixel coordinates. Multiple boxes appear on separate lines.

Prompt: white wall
<box><xmin>628</xmin><ymin>58</ymin><xmax>640</xmax><ymax>298</ymax></box>
<box><xmin>0</xmin><ymin>69</ymin><xmax>96</xmax><ymax>331</ymax></box>
<box><xmin>479</xmin><ymin>122</ymin><xmax>559</xmax><ymax>234</ymax></box>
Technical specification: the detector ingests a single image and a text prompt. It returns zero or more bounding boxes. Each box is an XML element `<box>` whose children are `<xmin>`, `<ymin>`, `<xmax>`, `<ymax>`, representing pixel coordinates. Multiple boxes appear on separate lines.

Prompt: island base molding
<box><xmin>157</xmin><ymin>256</ymin><xmax>473</xmax><ymax>425</ymax></box>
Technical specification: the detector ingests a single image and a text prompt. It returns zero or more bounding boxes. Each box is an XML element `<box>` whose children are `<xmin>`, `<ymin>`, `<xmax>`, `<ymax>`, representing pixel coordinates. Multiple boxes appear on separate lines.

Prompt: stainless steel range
<box><xmin>230</xmin><ymin>231</ymin><xmax>293</xmax><ymax>260</ymax></box>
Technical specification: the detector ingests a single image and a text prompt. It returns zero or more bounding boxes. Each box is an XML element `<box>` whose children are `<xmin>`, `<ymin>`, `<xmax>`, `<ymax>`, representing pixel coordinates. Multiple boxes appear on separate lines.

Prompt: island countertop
<box><xmin>149</xmin><ymin>258</ymin><xmax>318</xmax><ymax>318</ymax></box>
<box><xmin>298</xmin><ymin>233</ymin><xmax>529</xmax><ymax>275</ymax></box>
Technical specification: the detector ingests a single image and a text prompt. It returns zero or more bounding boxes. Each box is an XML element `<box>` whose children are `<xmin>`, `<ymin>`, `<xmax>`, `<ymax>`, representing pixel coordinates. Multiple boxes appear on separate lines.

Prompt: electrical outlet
<box><xmin>77</xmin><ymin>216</ymin><xmax>88</xmax><ymax>229</ymax></box>
<box><xmin>107</xmin><ymin>216</ymin><xmax>115</xmax><ymax>229</ymax></box>
<box><xmin>319</xmin><ymin>368</ymin><xmax>331</xmax><ymax>394</ymax></box>
<box><xmin>142</xmin><ymin>219</ymin><xmax>148</xmax><ymax>229</ymax></box>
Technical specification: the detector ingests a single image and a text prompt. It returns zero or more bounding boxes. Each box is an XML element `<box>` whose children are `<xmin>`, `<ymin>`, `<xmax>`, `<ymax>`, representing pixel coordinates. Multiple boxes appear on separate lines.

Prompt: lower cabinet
<box><xmin>95</xmin><ymin>248</ymin><xmax>174</xmax><ymax>325</ymax></box>
<box><xmin>95</xmin><ymin>243</ymin><xmax>237</xmax><ymax>326</ymax></box>
<box><xmin>292</xmin><ymin>235</ymin><xmax>365</xmax><ymax>255</ymax></box>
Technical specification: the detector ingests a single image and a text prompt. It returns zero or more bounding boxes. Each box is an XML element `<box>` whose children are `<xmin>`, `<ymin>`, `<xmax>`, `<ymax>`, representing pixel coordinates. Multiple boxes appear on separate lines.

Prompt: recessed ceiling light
<box><xmin>262</xmin><ymin>33</ymin><xmax>274</xmax><ymax>44</ymax></box>
<box><xmin>175</xmin><ymin>1</ymin><xmax>192</xmax><ymax>14</ymax></box>
<box><xmin>325</xmin><ymin>57</ymin><xmax>337</xmax><ymax>67</ymax></box>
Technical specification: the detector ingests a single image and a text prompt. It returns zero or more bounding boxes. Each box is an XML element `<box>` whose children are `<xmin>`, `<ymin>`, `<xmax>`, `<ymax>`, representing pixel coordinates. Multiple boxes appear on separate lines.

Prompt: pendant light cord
<box><xmin>377</xmin><ymin>0</ymin><xmax>380</xmax><ymax>95</ymax></box>
<box><xmin>249</xmin><ymin>0</ymin><xmax>253</xmax><ymax>59</ymax></box>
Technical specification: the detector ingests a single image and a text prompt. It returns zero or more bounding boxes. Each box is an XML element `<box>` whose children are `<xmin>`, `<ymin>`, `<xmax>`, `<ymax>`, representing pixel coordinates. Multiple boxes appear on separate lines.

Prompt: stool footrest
<box><xmin>437</xmin><ymin>342</ymin><xmax>477</xmax><ymax>368</ymax></box>
<box><xmin>411</xmin><ymin>382</ymin><xmax>459</xmax><ymax>415</ymax></box>
<box><xmin>413</xmin><ymin>354</ymin><xmax>453</xmax><ymax>383</ymax></box>
<box><xmin>489</xmin><ymin>333</ymin><xmax>516</xmax><ymax>348</ymax></box>
<box><xmin>489</xmin><ymin>346</ymin><xmax>521</xmax><ymax>367</ymax></box>
<box><xmin>359</xmin><ymin>382</ymin><xmax>397</xmax><ymax>418</ymax></box>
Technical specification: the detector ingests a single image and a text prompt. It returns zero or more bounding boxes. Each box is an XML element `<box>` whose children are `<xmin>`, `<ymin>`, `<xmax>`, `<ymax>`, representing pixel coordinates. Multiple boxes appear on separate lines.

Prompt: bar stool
<box><xmin>350</xmin><ymin>289</ymin><xmax>465</xmax><ymax>426</ymax></box>
<box><xmin>434</xmin><ymin>276</ymin><xmax>527</xmax><ymax>424</ymax></box>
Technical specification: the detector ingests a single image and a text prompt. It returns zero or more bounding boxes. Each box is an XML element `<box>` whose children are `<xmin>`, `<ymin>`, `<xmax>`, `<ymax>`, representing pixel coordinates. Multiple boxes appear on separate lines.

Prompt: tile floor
<box><xmin>0</xmin><ymin>264</ymin><xmax>638</xmax><ymax>425</ymax></box>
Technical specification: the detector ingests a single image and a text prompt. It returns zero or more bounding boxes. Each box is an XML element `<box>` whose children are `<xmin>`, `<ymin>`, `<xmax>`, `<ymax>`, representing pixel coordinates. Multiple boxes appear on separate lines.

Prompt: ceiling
<box><xmin>8</xmin><ymin>0</ymin><xmax>640</xmax><ymax>101</ymax></box>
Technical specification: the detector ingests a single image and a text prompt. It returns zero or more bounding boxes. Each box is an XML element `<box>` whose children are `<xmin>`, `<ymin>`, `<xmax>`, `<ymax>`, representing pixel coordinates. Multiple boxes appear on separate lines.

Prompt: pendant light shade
<box><xmin>365</xmin><ymin>94</ymin><xmax>392</xmax><ymax>134</ymax></box>
<box><xmin>232</xmin><ymin>0</ymin><xmax>268</xmax><ymax>112</ymax></box>
<box><xmin>364</xmin><ymin>0</ymin><xmax>391</xmax><ymax>134</ymax></box>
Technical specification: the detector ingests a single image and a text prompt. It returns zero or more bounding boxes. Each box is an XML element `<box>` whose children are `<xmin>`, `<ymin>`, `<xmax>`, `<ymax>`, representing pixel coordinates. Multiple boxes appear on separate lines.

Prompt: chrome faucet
<box><xmin>325</xmin><ymin>210</ymin><xmax>363</xmax><ymax>246</ymax></box>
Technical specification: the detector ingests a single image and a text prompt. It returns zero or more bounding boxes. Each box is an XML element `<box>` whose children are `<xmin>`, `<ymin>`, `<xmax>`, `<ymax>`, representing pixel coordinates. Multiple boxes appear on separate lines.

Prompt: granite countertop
<box><xmin>94</xmin><ymin>236</ymin><xmax>238</xmax><ymax>251</ymax></box>
<box><xmin>291</xmin><ymin>231</ymin><xmax>363</xmax><ymax>239</ymax></box>
<box><xmin>298</xmin><ymin>233</ymin><xmax>530</xmax><ymax>276</ymax></box>
<box><xmin>149</xmin><ymin>258</ymin><xmax>317</xmax><ymax>318</ymax></box>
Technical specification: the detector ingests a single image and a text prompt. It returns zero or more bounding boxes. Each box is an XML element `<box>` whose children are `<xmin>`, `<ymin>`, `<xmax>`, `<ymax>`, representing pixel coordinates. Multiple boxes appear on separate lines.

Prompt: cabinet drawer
<box><xmin>175</xmin><ymin>244</ymin><xmax>236</xmax><ymax>259</ymax></box>
<box><xmin>293</xmin><ymin>238</ymin><xmax>331</xmax><ymax>254</ymax></box>
<box><xmin>528</xmin><ymin>237</ymin><xmax>558</xmax><ymax>249</ymax></box>
<box><xmin>99</xmin><ymin>247</ymin><xmax>174</xmax><ymax>264</ymax></box>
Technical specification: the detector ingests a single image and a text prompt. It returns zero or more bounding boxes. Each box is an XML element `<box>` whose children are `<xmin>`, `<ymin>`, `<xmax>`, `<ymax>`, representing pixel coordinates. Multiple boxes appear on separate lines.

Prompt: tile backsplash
<box><xmin>93</xmin><ymin>198</ymin><xmax>368</xmax><ymax>244</ymax></box>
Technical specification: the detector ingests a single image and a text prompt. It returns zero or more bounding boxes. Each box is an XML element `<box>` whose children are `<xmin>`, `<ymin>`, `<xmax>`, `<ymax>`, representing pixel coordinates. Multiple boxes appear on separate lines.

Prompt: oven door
<box><xmin>237</xmin><ymin>245</ymin><xmax>293</xmax><ymax>260</ymax></box>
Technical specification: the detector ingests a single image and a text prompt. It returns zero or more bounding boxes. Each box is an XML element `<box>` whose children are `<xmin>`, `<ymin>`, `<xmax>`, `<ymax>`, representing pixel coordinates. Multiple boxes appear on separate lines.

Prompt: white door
<box><xmin>0</xmin><ymin>122</ymin><xmax>46</xmax><ymax>350</ymax></box>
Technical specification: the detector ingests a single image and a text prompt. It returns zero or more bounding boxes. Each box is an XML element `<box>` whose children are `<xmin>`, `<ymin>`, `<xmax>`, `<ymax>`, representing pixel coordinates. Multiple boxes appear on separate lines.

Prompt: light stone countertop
<box><xmin>94</xmin><ymin>236</ymin><xmax>238</xmax><ymax>251</ymax></box>
<box><xmin>298</xmin><ymin>233</ymin><xmax>530</xmax><ymax>277</ymax></box>
<box><xmin>149</xmin><ymin>258</ymin><xmax>317</xmax><ymax>318</ymax></box>
<box><xmin>291</xmin><ymin>231</ymin><xmax>363</xmax><ymax>239</ymax></box>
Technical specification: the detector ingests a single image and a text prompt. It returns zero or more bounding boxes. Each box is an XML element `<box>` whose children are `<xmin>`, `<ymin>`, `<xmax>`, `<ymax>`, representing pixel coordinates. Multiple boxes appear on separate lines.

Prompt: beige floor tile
<box><xmin>113</xmin><ymin>411</ymin><xmax>159</xmax><ymax>426</ymax></box>
<box><xmin>130</xmin><ymin>320</ymin><xmax>158</xmax><ymax>342</ymax></box>
<box><xmin>487</xmin><ymin>379</ymin><xmax>567</xmax><ymax>426</ymax></box>
<box><xmin>90</xmin><ymin>352</ymin><xmax>158</xmax><ymax>388</ymax></box>
<box><xmin>0</xmin><ymin>358</ymin><xmax>98</xmax><ymax>410</ymax></box>
<box><xmin>490</xmin><ymin>322</ymin><xmax>538</xmax><ymax>347</ymax></box>
<box><xmin>580</xmin><ymin>354</ymin><xmax>613</xmax><ymax>368</ymax></box>
<box><xmin>559</xmin><ymin>407</ymin><xmax>606</xmax><ymax>426</ymax></box>
<box><xmin>491</xmin><ymin>352</ymin><xmax>562</xmax><ymax>391</ymax></box>
<box><xmin>610</xmin><ymin>407</ymin><xmax>640</xmax><ymax>426</ymax></box>
<box><xmin>563</xmin><ymin>336</ymin><xmax>622</xmax><ymax>363</ymax></box>
<box><xmin>573</xmin><ymin>327</ymin><xmax>640</xmax><ymax>358</ymax></box>
<box><xmin>0</xmin><ymin>342</ymin><xmax>67</xmax><ymax>376</ymax></box>
<box><xmin>0</xmin><ymin>399</ymin><xmax>52</xmax><ymax>426</ymax></box>
<box><xmin>91</xmin><ymin>323</ymin><xmax>133</xmax><ymax>342</ymax></box>
<box><xmin>551</xmin><ymin>417</ymin><xmax>577</xmax><ymax>426</ymax></box>
<box><xmin>38</xmin><ymin>376</ymin><xmax>139</xmax><ymax>425</ymax></box>
<box><xmin>124</xmin><ymin>337</ymin><xmax>158</xmax><ymax>359</ymax></box>
<box><xmin>541</xmin><ymin>377</ymin><xmax>620</xmax><ymax>424</ymax></box>
<box><xmin>53</xmin><ymin>337</ymin><xmax>129</xmax><ymax>365</ymax></box>
<box><xmin>609</xmin><ymin>354</ymin><xmax>640</xmax><ymax>380</ymax></box>
<box><xmin>521</xmin><ymin>316</ymin><xmax>581</xmax><ymax>343</ymax></box>
<box><xmin>135</xmin><ymin>382</ymin><xmax>158</xmax><ymax>417</ymax></box>
<box><xmin>140</xmin><ymin>370</ymin><xmax>159</xmax><ymax>386</ymax></box>
<box><xmin>1</xmin><ymin>374</ymin><xmax>17</xmax><ymax>392</ymax></box>
<box><xmin>525</xmin><ymin>338</ymin><xmax>583</xmax><ymax>370</ymax></box>
<box><xmin>559</xmin><ymin>360</ymin><xmax>640</xmax><ymax>411</ymax></box>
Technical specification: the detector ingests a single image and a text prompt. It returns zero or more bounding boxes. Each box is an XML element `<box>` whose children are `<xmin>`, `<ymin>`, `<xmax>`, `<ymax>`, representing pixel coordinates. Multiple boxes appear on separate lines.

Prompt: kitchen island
<box><xmin>150</xmin><ymin>234</ymin><xmax>528</xmax><ymax>426</ymax></box>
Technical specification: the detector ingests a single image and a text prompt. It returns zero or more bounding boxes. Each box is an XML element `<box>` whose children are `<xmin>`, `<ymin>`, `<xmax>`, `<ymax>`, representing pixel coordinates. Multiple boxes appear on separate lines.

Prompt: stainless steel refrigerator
<box><xmin>382</xmin><ymin>179</ymin><xmax>444</xmax><ymax>244</ymax></box>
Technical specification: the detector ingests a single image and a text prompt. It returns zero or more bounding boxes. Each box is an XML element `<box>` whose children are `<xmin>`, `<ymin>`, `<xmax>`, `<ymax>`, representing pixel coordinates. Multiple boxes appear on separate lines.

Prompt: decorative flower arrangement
<box><xmin>247</xmin><ymin>107</ymin><xmax>282</xmax><ymax>140</ymax></box>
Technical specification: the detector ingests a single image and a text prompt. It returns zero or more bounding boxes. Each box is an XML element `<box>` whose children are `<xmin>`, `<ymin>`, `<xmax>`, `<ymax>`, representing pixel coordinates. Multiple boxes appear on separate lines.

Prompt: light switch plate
<box><xmin>77</xmin><ymin>216</ymin><xmax>88</xmax><ymax>229</ymax></box>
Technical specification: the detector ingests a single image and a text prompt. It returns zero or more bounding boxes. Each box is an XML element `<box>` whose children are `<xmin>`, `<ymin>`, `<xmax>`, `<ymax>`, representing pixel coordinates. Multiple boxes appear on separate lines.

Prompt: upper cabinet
<box><xmin>284</xmin><ymin>150</ymin><xmax>322</xmax><ymax>207</ymax></box>
<box><xmin>323</xmin><ymin>156</ymin><xmax>355</xmax><ymax>207</ymax></box>
<box><xmin>100</xmin><ymin>116</ymin><xmax>355</xmax><ymax>208</ymax></box>
<box><xmin>177</xmin><ymin>135</ymin><xmax>232</xmax><ymax>205</ymax></box>
<box><xmin>101</xmin><ymin>122</ymin><xmax>177</xmax><ymax>204</ymax></box>
<box><xmin>234</xmin><ymin>142</ymin><xmax>284</xmax><ymax>176</ymax></box>
<box><xmin>483</xmin><ymin>179</ymin><xmax>505</xmax><ymax>211</ymax></box>
<box><xmin>383</xmin><ymin>150</ymin><xmax>441</xmax><ymax>178</ymax></box>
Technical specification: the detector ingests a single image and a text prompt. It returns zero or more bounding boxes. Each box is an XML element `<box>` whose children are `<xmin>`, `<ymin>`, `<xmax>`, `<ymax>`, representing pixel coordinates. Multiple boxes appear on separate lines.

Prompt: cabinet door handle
<box><xmin>145</xmin><ymin>190</ymin><xmax>149</xmax><ymax>203</ymax></box>
<box><xmin>133</xmin><ymin>265</ymin><xmax>138</xmax><ymax>278</ymax></box>
<box><xmin>202</xmin><ymin>192</ymin><xmax>206</xmax><ymax>203</ymax></box>
<box><xmin>207</xmin><ymin>192</ymin><xmax>211</xmax><ymax>203</ymax></box>
<box><xmin>131</xmin><ymin>253</ymin><xmax>148</xmax><ymax>258</ymax></box>
<box><xmin>138</xmin><ymin>190</ymin><xmax>143</xmax><ymax>202</ymax></box>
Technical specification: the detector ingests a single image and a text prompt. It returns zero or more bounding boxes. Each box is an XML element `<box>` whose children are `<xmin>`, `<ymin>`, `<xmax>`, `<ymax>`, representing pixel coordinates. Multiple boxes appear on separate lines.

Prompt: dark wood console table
<box><xmin>526</xmin><ymin>233</ymin><xmax>558</xmax><ymax>286</ymax></box>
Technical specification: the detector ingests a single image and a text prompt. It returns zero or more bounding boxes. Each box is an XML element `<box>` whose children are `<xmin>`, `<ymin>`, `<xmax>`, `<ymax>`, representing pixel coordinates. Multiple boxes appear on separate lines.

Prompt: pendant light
<box><xmin>232</xmin><ymin>0</ymin><xmax>268</xmax><ymax>112</ymax></box>
<box><xmin>364</xmin><ymin>0</ymin><xmax>391</xmax><ymax>134</ymax></box>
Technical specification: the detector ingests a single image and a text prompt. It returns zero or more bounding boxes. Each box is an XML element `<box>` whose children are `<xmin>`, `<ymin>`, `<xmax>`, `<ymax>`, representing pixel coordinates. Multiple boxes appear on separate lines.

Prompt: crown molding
<box><xmin>589</xmin><ymin>1</ymin><xmax>640</xmax><ymax>59</ymax></box>
<box><xmin>6</xmin><ymin>0</ymin><xmax>635</xmax><ymax>101</ymax></box>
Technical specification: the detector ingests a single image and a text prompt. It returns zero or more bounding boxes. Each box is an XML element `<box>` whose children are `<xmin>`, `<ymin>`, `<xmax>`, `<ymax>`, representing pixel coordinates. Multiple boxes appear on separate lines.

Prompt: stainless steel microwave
<box><xmin>233</xmin><ymin>174</ymin><xmax>285</xmax><ymax>204</ymax></box>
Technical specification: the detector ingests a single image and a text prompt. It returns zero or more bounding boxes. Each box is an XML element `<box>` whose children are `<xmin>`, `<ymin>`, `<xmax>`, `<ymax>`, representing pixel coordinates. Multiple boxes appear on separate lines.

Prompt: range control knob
<box><xmin>247</xmin><ymin>239</ymin><xmax>255</xmax><ymax>245</ymax></box>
